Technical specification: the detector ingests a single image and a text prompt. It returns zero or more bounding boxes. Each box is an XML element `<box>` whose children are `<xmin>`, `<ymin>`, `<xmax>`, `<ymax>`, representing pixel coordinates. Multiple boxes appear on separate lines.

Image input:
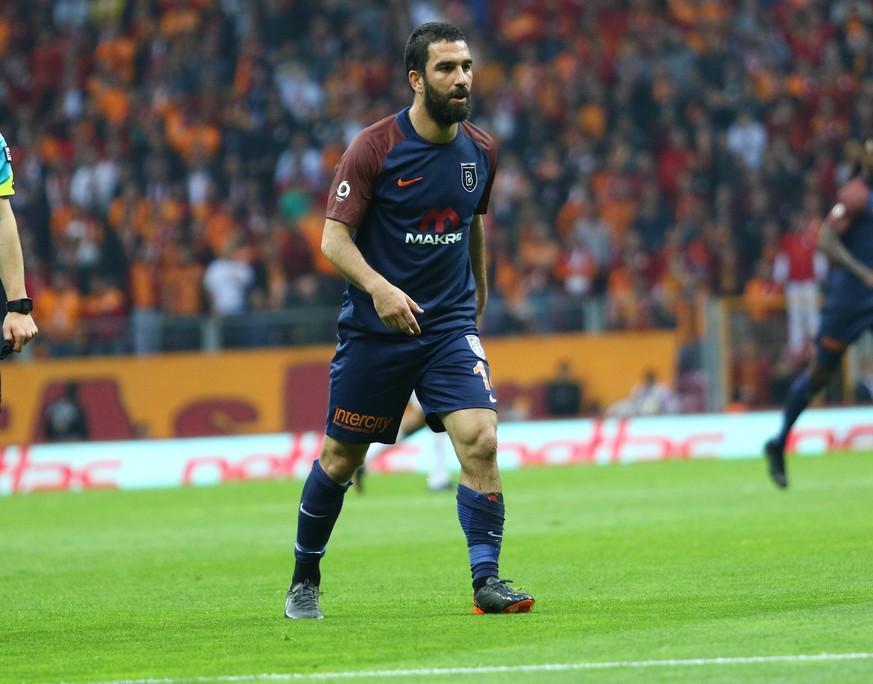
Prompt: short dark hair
<box><xmin>404</xmin><ymin>22</ymin><xmax>467</xmax><ymax>76</ymax></box>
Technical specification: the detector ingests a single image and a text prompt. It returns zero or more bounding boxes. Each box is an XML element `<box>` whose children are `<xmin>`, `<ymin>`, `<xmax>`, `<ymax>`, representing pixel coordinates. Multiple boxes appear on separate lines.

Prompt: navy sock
<box><xmin>456</xmin><ymin>484</ymin><xmax>505</xmax><ymax>590</ymax></box>
<box><xmin>291</xmin><ymin>459</ymin><xmax>350</xmax><ymax>586</ymax></box>
<box><xmin>775</xmin><ymin>372</ymin><xmax>817</xmax><ymax>449</ymax></box>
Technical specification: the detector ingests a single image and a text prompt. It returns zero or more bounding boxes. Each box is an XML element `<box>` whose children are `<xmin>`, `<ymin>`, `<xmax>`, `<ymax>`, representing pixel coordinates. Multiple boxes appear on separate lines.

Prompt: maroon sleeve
<box><xmin>325</xmin><ymin>115</ymin><xmax>403</xmax><ymax>228</ymax></box>
<box><xmin>461</xmin><ymin>120</ymin><xmax>498</xmax><ymax>215</ymax></box>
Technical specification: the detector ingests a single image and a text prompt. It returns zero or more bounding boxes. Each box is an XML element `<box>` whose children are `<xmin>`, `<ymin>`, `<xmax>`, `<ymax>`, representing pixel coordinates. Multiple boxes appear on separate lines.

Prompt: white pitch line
<box><xmin>60</xmin><ymin>652</ymin><xmax>873</xmax><ymax>684</ymax></box>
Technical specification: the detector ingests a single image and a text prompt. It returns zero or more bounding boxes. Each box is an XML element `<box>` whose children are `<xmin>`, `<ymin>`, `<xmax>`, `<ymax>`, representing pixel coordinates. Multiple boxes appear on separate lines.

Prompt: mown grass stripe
<box><xmin>72</xmin><ymin>652</ymin><xmax>873</xmax><ymax>683</ymax></box>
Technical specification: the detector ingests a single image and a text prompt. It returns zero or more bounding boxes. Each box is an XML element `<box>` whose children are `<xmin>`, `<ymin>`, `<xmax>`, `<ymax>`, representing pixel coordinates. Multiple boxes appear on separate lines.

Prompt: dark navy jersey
<box><xmin>325</xmin><ymin>107</ymin><xmax>497</xmax><ymax>337</ymax></box>
<box><xmin>822</xmin><ymin>176</ymin><xmax>873</xmax><ymax>310</ymax></box>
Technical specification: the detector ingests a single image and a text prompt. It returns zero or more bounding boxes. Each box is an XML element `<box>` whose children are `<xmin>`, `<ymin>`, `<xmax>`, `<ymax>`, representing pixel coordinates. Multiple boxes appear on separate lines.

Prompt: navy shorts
<box><xmin>816</xmin><ymin>302</ymin><xmax>873</xmax><ymax>369</ymax></box>
<box><xmin>325</xmin><ymin>329</ymin><xmax>497</xmax><ymax>444</ymax></box>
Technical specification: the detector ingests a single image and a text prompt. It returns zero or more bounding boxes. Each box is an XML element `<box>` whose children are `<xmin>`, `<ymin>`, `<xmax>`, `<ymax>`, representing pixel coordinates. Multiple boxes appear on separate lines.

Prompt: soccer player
<box><xmin>0</xmin><ymin>131</ymin><xmax>38</xmax><ymax>355</ymax></box>
<box><xmin>283</xmin><ymin>22</ymin><xmax>534</xmax><ymax>619</ymax></box>
<box><xmin>764</xmin><ymin>138</ymin><xmax>873</xmax><ymax>488</ymax></box>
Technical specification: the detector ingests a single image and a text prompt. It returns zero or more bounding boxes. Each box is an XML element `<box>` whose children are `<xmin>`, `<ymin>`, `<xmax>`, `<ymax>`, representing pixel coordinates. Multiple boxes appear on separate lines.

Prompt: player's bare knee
<box><xmin>455</xmin><ymin>430</ymin><xmax>497</xmax><ymax>467</ymax></box>
<box><xmin>320</xmin><ymin>438</ymin><xmax>367</xmax><ymax>482</ymax></box>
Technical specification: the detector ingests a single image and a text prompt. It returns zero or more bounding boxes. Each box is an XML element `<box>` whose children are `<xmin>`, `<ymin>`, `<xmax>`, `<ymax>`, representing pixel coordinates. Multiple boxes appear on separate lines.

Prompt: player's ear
<box><xmin>409</xmin><ymin>69</ymin><xmax>424</xmax><ymax>94</ymax></box>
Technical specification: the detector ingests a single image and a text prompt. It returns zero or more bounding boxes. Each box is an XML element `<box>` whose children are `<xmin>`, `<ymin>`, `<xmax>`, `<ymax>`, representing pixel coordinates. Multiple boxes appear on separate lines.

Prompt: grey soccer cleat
<box><xmin>472</xmin><ymin>577</ymin><xmax>535</xmax><ymax>614</ymax></box>
<box><xmin>764</xmin><ymin>438</ymin><xmax>788</xmax><ymax>489</ymax></box>
<box><xmin>284</xmin><ymin>580</ymin><xmax>324</xmax><ymax>619</ymax></box>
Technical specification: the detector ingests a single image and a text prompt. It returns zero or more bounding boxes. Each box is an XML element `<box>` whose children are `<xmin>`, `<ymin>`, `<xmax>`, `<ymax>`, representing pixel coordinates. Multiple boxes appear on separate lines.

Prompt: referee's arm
<box><xmin>0</xmin><ymin>197</ymin><xmax>27</xmax><ymax>301</ymax></box>
<box><xmin>0</xmin><ymin>196</ymin><xmax>38</xmax><ymax>351</ymax></box>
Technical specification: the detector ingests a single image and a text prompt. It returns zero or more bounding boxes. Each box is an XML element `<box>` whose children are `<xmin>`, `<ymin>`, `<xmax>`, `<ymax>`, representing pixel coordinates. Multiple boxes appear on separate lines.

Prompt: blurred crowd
<box><xmin>2</xmin><ymin>0</ymin><xmax>872</xmax><ymax>373</ymax></box>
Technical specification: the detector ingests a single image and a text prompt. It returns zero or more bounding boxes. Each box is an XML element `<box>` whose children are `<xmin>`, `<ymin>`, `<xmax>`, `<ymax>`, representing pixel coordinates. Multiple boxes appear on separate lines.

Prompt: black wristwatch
<box><xmin>6</xmin><ymin>298</ymin><xmax>33</xmax><ymax>314</ymax></box>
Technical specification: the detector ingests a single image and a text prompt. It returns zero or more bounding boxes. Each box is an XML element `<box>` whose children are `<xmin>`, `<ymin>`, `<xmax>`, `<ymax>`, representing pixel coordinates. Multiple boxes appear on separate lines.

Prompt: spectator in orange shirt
<box><xmin>202</xmin><ymin>198</ymin><xmax>239</xmax><ymax>258</ymax></box>
<box><xmin>33</xmin><ymin>270</ymin><xmax>82</xmax><ymax>358</ymax></box>
<box><xmin>159</xmin><ymin>0</ymin><xmax>203</xmax><ymax>39</ymax></box>
<box><xmin>517</xmin><ymin>215</ymin><xmax>560</xmax><ymax>331</ymax></box>
<box><xmin>606</xmin><ymin>258</ymin><xmax>654</xmax><ymax>331</ymax></box>
<box><xmin>161</xmin><ymin>244</ymin><xmax>204</xmax><ymax>317</ymax></box>
<box><xmin>160</xmin><ymin>244</ymin><xmax>204</xmax><ymax>351</ymax></box>
<box><xmin>86</xmin><ymin>68</ymin><xmax>131</xmax><ymax>126</ymax></box>
<box><xmin>297</xmin><ymin>205</ymin><xmax>342</xmax><ymax>278</ymax></box>
<box><xmin>731</xmin><ymin>337</ymin><xmax>772</xmax><ymax>408</ymax></box>
<box><xmin>744</xmin><ymin>257</ymin><xmax>785</xmax><ymax>346</ymax></box>
<box><xmin>488</xmin><ymin>238</ymin><xmax>530</xmax><ymax>335</ymax></box>
<box><xmin>129</xmin><ymin>244</ymin><xmax>161</xmax><ymax>354</ymax></box>
<box><xmin>108</xmin><ymin>181</ymin><xmax>153</xmax><ymax>246</ymax></box>
<box><xmin>94</xmin><ymin>22</ymin><xmax>137</xmax><ymax>84</ymax></box>
<box><xmin>598</xmin><ymin>175</ymin><xmax>638</xmax><ymax>251</ymax></box>
<box><xmin>81</xmin><ymin>275</ymin><xmax>127</xmax><ymax>356</ymax></box>
<box><xmin>165</xmin><ymin>106</ymin><xmax>222</xmax><ymax>164</ymax></box>
<box><xmin>653</xmin><ymin>244</ymin><xmax>707</xmax><ymax>349</ymax></box>
<box><xmin>555</xmin><ymin>180</ymin><xmax>590</xmax><ymax>238</ymax></box>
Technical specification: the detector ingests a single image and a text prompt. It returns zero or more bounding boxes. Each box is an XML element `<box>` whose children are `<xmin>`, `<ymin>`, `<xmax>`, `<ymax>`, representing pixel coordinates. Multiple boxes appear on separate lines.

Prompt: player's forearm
<box><xmin>469</xmin><ymin>216</ymin><xmax>488</xmax><ymax>318</ymax></box>
<box><xmin>321</xmin><ymin>218</ymin><xmax>390</xmax><ymax>295</ymax></box>
<box><xmin>0</xmin><ymin>199</ymin><xmax>28</xmax><ymax>299</ymax></box>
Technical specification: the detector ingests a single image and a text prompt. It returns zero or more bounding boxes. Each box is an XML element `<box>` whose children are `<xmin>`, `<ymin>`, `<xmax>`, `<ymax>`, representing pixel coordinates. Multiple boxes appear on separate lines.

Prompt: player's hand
<box><xmin>371</xmin><ymin>282</ymin><xmax>424</xmax><ymax>335</ymax></box>
<box><xmin>3</xmin><ymin>312</ymin><xmax>38</xmax><ymax>353</ymax></box>
<box><xmin>862</xmin><ymin>270</ymin><xmax>873</xmax><ymax>290</ymax></box>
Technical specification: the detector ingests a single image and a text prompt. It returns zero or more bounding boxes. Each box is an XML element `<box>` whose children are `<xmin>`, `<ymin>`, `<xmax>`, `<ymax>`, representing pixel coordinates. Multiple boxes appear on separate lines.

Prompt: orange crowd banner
<box><xmin>0</xmin><ymin>331</ymin><xmax>676</xmax><ymax>445</ymax></box>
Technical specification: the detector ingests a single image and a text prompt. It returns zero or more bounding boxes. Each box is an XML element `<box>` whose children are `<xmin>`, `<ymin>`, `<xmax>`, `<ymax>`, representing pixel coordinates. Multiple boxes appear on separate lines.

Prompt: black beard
<box><xmin>423</xmin><ymin>78</ymin><xmax>471</xmax><ymax>127</ymax></box>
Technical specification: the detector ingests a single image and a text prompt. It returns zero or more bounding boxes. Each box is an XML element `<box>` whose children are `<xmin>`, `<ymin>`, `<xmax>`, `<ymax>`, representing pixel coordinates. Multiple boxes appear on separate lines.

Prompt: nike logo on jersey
<box><xmin>397</xmin><ymin>176</ymin><xmax>423</xmax><ymax>187</ymax></box>
<box><xmin>299</xmin><ymin>504</ymin><xmax>327</xmax><ymax>519</ymax></box>
<box><xmin>489</xmin><ymin>393</ymin><xmax>497</xmax><ymax>403</ymax></box>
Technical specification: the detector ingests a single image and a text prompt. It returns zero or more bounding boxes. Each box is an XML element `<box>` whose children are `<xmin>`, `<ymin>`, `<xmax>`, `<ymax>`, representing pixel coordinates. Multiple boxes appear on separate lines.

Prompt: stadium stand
<box><xmin>1</xmin><ymin>0</ymin><xmax>872</xmax><ymax>409</ymax></box>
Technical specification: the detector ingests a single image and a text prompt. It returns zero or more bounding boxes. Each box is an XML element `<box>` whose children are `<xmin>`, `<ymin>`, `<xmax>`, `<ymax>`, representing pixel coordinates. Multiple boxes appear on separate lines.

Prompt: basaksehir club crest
<box><xmin>460</xmin><ymin>162</ymin><xmax>477</xmax><ymax>192</ymax></box>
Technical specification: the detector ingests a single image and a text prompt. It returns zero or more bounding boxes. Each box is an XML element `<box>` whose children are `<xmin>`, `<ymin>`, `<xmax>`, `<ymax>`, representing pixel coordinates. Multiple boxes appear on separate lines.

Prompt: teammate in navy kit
<box><xmin>283</xmin><ymin>22</ymin><xmax>534</xmax><ymax>619</ymax></box>
<box><xmin>764</xmin><ymin>139</ymin><xmax>873</xmax><ymax>488</ymax></box>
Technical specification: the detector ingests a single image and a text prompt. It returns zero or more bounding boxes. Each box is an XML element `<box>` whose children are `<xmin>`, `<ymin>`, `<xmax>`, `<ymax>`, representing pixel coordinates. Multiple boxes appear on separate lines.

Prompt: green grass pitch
<box><xmin>3</xmin><ymin>452</ymin><xmax>873</xmax><ymax>683</ymax></box>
